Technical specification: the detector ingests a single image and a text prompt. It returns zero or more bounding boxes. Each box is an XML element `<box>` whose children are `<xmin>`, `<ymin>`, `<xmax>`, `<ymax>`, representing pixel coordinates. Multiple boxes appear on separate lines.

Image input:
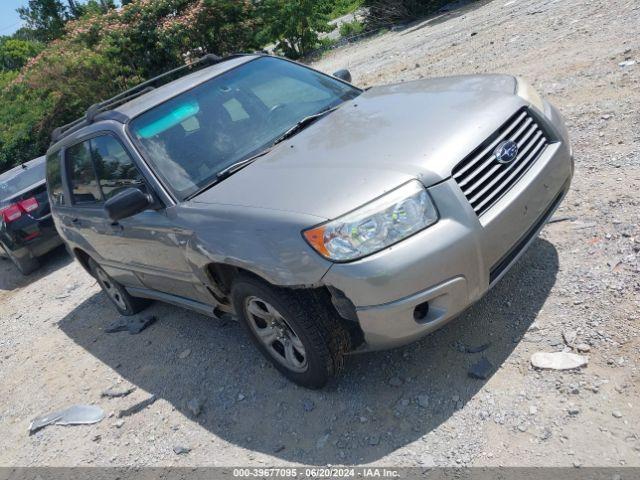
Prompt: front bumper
<box><xmin>323</xmin><ymin>133</ymin><xmax>573</xmax><ymax>351</ymax></box>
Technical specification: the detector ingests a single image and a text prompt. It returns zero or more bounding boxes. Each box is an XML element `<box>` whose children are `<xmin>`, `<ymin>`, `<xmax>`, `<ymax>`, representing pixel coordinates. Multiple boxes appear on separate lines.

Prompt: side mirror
<box><xmin>333</xmin><ymin>69</ymin><xmax>352</xmax><ymax>83</ymax></box>
<box><xmin>104</xmin><ymin>188</ymin><xmax>152</xmax><ymax>222</ymax></box>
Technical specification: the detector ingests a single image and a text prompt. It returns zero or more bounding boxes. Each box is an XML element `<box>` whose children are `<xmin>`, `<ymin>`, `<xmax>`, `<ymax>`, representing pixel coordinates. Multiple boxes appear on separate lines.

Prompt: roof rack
<box><xmin>50</xmin><ymin>53</ymin><xmax>226</xmax><ymax>144</ymax></box>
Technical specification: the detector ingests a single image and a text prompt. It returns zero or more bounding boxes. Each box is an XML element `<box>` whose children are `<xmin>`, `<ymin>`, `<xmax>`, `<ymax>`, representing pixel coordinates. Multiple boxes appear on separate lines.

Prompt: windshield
<box><xmin>129</xmin><ymin>57</ymin><xmax>361</xmax><ymax>200</ymax></box>
<box><xmin>0</xmin><ymin>160</ymin><xmax>46</xmax><ymax>204</ymax></box>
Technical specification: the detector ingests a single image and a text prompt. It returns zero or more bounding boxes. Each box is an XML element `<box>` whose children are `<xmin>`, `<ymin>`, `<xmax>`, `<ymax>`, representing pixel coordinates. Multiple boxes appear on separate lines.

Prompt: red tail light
<box><xmin>0</xmin><ymin>197</ymin><xmax>38</xmax><ymax>223</ymax></box>
<box><xmin>0</xmin><ymin>204</ymin><xmax>22</xmax><ymax>223</ymax></box>
<box><xmin>18</xmin><ymin>197</ymin><xmax>39</xmax><ymax>213</ymax></box>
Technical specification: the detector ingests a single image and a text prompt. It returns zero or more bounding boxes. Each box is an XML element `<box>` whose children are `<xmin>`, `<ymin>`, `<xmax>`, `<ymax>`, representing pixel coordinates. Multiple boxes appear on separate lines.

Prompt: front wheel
<box><xmin>89</xmin><ymin>258</ymin><xmax>150</xmax><ymax>316</ymax></box>
<box><xmin>231</xmin><ymin>276</ymin><xmax>350</xmax><ymax>389</ymax></box>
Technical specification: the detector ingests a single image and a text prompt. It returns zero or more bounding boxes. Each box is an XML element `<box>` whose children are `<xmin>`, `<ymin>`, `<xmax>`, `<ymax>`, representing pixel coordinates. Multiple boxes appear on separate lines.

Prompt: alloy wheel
<box><xmin>244</xmin><ymin>296</ymin><xmax>308</xmax><ymax>373</ymax></box>
<box><xmin>96</xmin><ymin>267</ymin><xmax>127</xmax><ymax>310</ymax></box>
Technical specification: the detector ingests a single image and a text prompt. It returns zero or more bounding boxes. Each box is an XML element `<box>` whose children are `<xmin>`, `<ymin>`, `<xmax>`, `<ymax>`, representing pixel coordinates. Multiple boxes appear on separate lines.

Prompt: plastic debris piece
<box><xmin>101</xmin><ymin>386</ymin><xmax>136</xmax><ymax>398</ymax></box>
<box><xmin>105</xmin><ymin>316</ymin><xmax>157</xmax><ymax>334</ymax></box>
<box><xmin>117</xmin><ymin>395</ymin><xmax>157</xmax><ymax>418</ymax></box>
<box><xmin>468</xmin><ymin>357</ymin><xmax>494</xmax><ymax>379</ymax></box>
<box><xmin>29</xmin><ymin>405</ymin><xmax>105</xmax><ymax>434</ymax></box>
<box><xmin>530</xmin><ymin>351</ymin><xmax>588</xmax><ymax>370</ymax></box>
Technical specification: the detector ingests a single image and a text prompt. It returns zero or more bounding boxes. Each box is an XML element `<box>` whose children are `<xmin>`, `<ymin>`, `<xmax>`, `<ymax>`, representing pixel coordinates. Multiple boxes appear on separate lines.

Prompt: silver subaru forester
<box><xmin>47</xmin><ymin>54</ymin><xmax>573</xmax><ymax>388</ymax></box>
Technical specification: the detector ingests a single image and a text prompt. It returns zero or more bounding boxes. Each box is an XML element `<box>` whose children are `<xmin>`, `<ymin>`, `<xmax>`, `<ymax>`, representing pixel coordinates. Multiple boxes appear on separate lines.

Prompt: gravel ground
<box><xmin>1</xmin><ymin>0</ymin><xmax>639</xmax><ymax>468</ymax></box>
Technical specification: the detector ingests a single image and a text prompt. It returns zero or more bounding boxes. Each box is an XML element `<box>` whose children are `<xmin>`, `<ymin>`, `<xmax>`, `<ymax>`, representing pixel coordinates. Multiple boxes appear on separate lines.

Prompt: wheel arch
<box><xmin>72</xmin><ymin>248</ymin><xmax>94</xmax><ymax>275</ymax></box>
<box><xmin>204</xmin><ymin>261</ymin><xmax>364</xmax><ymax>349</ymax></box>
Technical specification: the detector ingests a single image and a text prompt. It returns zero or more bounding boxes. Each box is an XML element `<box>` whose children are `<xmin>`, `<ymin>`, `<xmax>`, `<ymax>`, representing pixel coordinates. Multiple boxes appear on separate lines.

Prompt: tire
<box><xmin>2</xmin><ymin>244</ymin><xmax>39</xmax><ymax>275</ymax></box>
<box><xmin>231</xmin><ymin>276</ymin><xmax>350</xmax><ymax>389</ymax></box>
<box><xmin>88</xmin><ymin>258</ymin><xmax>150</xmax><ymax>316</ymax></box>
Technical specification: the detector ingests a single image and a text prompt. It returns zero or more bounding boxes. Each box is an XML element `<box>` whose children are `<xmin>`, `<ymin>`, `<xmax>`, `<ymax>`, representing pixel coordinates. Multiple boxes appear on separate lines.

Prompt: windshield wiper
<box><xmin>216</xmin><ymin>148</ymin><xmax>273</xmax><ymax>181</ymax></box>
<box><xmin>272</xmin><ymin>105</ymin><xmax>340</xmax><ymax>146</ymax></box>
<box><xmin>185</xmin><ymin>148</ymin><xmax>273</xmax><ymax>200</ymax></box>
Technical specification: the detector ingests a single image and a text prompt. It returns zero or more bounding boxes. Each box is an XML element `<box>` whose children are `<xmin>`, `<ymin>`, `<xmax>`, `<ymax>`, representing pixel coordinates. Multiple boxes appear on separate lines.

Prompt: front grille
<box><xmin>452</xmin><ymin>108</ymin><xmax>551</xmax><ymax>216</ymax></box>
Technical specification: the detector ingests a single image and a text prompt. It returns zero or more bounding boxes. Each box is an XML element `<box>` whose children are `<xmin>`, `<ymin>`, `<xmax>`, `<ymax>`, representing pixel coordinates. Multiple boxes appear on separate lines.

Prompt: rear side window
<box><xmin>67</xmin><ymin>141</ymin><xmax>102</xmax><ymax>205</ymax></box>
<box><xmin>46</xmin><ymin>151</ymin><xmax>64</xmax><ymax>206</ymax></box>
<box><xmin>91</xmin><ymin>135</ymin><xmax>146</xmax><ymax>200</ymax></box>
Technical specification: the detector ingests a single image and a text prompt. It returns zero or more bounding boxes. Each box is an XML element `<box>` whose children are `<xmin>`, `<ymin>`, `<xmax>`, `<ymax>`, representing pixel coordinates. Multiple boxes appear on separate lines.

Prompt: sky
<box><xmin>0</xmin><ymin>0</ymin><xmax>26</xmax><ymax>36</ymax></box>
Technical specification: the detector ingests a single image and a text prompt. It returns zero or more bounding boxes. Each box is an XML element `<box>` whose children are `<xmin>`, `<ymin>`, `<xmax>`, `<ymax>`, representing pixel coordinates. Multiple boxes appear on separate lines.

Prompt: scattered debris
<box><xmin>465</xmin><ymin>342</ymin><xmax>491</xmax><ymax>354</ymax></box>
<box><xmin>273</xmin><ymin>444</ymin><xmax>285</xmax><ymax>453</ymax></box>
<box><xmin>105</xmin><ymin>316</ymin><xmax>157</xmax><ymax>335</ymax></box>
<box><xmin>530</xmin><ymin>352</ymin><xmax>588</xmax><ymax>370</ymax></box>
<box><xmin>618</xmin><ymin>60</ymin><xmax>636</xmax><ymax>67</ymax></box>
<box><xmin>563</xmin><ymin>330</ymin><xmax>577</xmax><ymax>346</ymax></box>
<box><xmin>416</xmin><ymin>394</ymin><xmax>430</xmax><ymax>409</ymax></box>
<box><xmin>576</xmin><ymin>343</ymin><xmax>591</xmax><ymax>353</ymax></box>
<box><xmin>178</xmin><ymin>349</ymin><xmax>191</xmax><ymax>359</ymax></box>
<box><xmin>568</xmin><ymin>407</ymin><xmax>580</xmax><ymax>416</ymax></box>
<box><xmin>101</xmin><ymin>386</ymin><xmax>136</xmax><ymax>398</ymax></box>
<box><xmin>468</xmin><ymin>357</ymin><xmax>494</xmax><ymax>379</ymax></box>
<box><xmin>368</xmin><ymin>435</ymin><xmax>380</xmax><ymax>446</ymax></box>
<box><xmin>316</xmin><ymin>432</ymin><xmax>330</xmax><ymax>449</ymax></box>
<box><xmin>237</xmin><ymin>393</ymin><xmax>246</xmax><ymax>401</ymax></box>
<box><xmin>29</xmin><ymin>405</ymin><xmax>105</xmax><ymax>434</ymax></box>
<box><xmin>173</xmin><ymin>445</ymin><xmax>191</xmax><ymax>455</ymax></box>
<box><xmin>113</xmin><ymin>419</ymin><xmax>125</xmax><ymax>428</ymax></box>
<box><xmin>117</xmin><ymin>395</ymin><xmax>157</xmax><ymax>418</ymax></box>
<box><xmin>388</xmin><ymin>376</ymin><xmax>403</xmax><ymax>387</ymax></box>
<box><xmin>548</xmin><ymin>216</ymin><xmax>577</xmax><ymax>224</ymax></box>
<box><xmin>186</xmin><ymin>398</ymin><xmax>203</xmax><ymax>417</ymax></box>
<box><xmin>303</xmin><ymin>399</ymin><xmax>315</xmax><ymax>412</ymax></box>
<box><xmin>612</xmin><ymin>410</ymin><xmax>623</xmax><ymax>419</ymax></box>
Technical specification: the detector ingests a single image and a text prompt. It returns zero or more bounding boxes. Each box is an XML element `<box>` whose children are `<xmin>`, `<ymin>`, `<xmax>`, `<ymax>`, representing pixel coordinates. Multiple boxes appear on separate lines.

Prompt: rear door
<box><xmin>56</xmin><ymin>139</ymin><xmax>120</xmax><ymax>274</ymax></box>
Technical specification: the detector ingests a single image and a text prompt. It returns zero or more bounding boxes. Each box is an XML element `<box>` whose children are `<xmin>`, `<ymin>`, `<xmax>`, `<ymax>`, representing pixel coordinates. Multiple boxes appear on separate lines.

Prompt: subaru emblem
<box><xmin>494</xmin><ymin>140</ymin><xmax>519</xmax><ymax>164</ymax></box>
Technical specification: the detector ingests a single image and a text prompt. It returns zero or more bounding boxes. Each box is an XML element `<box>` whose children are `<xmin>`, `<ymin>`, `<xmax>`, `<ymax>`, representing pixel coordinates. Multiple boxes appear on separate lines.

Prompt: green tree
<box><xmin>0</xmin><ymin>0</ymin><xmax>261</xmax><ymax>172</ymax></box>
<box><xmin>67</xmin><ymin>0</ymin><xmax>117</xmax><ymax>19</ymax></box>
<box><xmin>17</xmin><ymin>0</ymin><xmax>68</xmax><ymax>42</ymax></box>
<box><xmin>0</xmin><ymin>37</ymin><xmax>44</xmax><ymax>71</ymax></box>
<box><xmin>258</xmin><ymin>0</ymin><xmax>335</xmax><ymax>58</ymax></box>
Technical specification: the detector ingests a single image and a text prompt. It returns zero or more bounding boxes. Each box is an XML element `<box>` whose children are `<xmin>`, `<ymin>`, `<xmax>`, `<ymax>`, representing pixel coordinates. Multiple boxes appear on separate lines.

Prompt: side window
<box><xmin>91</xmin><ymin>135</ymin><xmax>146</xmax><ymax>201</ymax></box>
<box><xmin>46</xmin><ymin>151</ymin><xmax>65</xmax><ymax>206</ymax></box>
<box><xmin>67</xmin><ymin>141</ymin><xmax>102</xmax><ymax>205</ymax></box>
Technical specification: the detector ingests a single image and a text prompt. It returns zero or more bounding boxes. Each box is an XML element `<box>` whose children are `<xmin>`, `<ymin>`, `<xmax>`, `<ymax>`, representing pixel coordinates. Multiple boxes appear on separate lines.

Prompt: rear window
<box><xmin>0</xmin><ymin>161</ymin><xmax>45</xmax><ymax>203</ymax></box>
<box><xmin>46</xmin><ymin>151</ymin><xmax>65</xmax><ymax>206</ymax></box>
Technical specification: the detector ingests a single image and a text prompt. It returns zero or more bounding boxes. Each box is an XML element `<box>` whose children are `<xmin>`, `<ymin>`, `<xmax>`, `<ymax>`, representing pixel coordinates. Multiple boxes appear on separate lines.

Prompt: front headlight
<box><xmin>303</xmin><ymin>180</ymin><xmax>438</xmax><ymax>262</ymax></box>
<box><xmin>516</xmin><ymin>77</ymin><xmax>545</xmax><ymax>113</ymax></box>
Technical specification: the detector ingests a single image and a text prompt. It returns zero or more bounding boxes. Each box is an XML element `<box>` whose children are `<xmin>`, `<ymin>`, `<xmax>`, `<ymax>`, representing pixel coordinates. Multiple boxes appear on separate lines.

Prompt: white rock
<box><xmin>530</xmin><ymin>352</ymin><xmax>588</xmax><ymax>370</ymax></box>
<box><xmin>563</xmin><ymin>330</ymin><xmax>577</xmax><ymax>346</ymax></box>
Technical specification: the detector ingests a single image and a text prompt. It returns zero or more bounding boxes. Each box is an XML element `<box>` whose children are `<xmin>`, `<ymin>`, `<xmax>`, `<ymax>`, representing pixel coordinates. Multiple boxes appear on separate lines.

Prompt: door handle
<box><xmin>109</xmin><ymin>222</ymin><xmax>124</xmax><ymax>232</ymax></box>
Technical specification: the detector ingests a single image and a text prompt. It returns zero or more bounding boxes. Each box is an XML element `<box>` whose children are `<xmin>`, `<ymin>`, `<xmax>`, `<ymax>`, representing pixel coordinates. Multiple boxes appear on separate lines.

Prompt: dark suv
<box><xmin>1</xmin><ymin>156</ymin><xmax>62</xmax><ymax>274</ymax></box>
<box><xmin>46</xmin><ymin>54</ymin><xmax>572</xmax><ymax>388</ymax></box>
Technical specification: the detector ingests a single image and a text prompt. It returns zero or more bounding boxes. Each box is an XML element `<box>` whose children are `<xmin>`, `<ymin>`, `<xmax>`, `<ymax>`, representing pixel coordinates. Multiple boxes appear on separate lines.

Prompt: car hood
<box><xmin>193</xmin><ymin>74</ymin><xmax>524</xmax><ymax>219</ymax></box>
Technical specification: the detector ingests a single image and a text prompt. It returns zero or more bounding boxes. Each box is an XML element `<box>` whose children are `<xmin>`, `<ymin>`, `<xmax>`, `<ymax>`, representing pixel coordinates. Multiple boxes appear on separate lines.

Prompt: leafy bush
<box><xmin>257</xmin><ymin>0</ymin><xmax>335</xmax><ymax>59</ymax></box>
<box><xmin>0</xmin><ymin>38</ymin><xmax>44</xmax><ymax>71</ymax></box>
<box><xmin>328</xmin><ymin>0</ymin><xmax>363</xmax><ymax>18</ymax></box>
<box><xmin>339</xmin><ymin>20</ymin><xmax>365</xmax><ymax>38</ymax></box>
